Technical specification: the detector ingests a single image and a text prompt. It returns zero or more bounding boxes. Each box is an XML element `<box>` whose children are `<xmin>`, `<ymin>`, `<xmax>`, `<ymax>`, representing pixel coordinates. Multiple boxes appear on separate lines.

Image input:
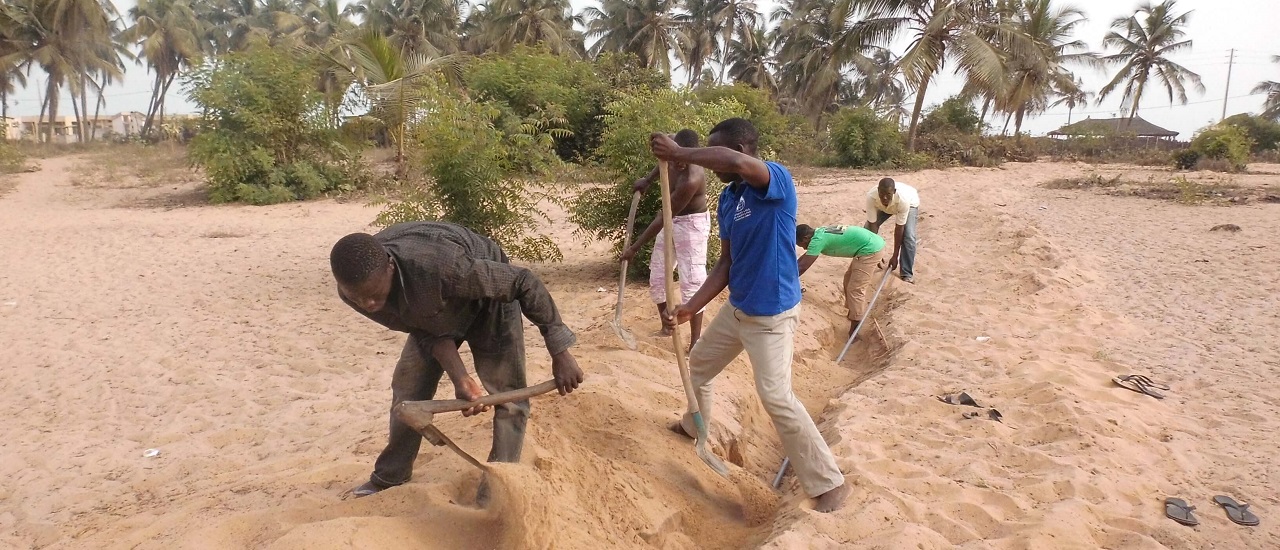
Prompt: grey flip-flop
<box><xmin>1213</xmin><ymin>495</ymin><xmax>1260</xmax><ymax>526</ymax></box>
<box><xmin>1165</xmin><ymin>497</ymin><xmax>1199</xmax><ymax>526</ymax></box>
<box><xmin>1114</xmin><ymin>375</ymin><xmax>1165</xmax><ymax>399</ymax></box>
<box><xmin>937</xmin><ymin>392</ymin><xmax>980</xmax><ymax>407</ymax></box>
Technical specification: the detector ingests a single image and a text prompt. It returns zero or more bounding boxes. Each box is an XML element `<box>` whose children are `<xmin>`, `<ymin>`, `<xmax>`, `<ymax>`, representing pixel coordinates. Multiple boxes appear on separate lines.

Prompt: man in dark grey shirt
<box><xmin>329</xmin><ymin>221</ymin><xmax>583</xmax><ymax>500</ymax></box>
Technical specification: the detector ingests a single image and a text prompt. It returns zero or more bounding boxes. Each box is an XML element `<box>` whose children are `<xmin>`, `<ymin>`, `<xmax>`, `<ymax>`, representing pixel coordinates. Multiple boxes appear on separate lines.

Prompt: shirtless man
<box><xmin>619</xmin><ymin>129</ymin><xmax>710</xmax><ymax>346</ymax></box>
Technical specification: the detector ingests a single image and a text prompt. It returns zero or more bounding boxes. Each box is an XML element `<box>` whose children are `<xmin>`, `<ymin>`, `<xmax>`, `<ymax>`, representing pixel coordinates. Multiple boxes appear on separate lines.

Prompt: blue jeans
<box><xmin>875</xmin><ymin>207</ymin><xmax>918</xmax><ymax>278</ymax></box>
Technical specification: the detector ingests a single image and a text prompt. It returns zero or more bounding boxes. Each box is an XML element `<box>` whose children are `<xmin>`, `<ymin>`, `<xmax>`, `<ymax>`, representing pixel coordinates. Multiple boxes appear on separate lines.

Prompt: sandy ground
<box><xmin>1</xmin><ymin>153</ymin><xmax>1277</xmax><ymax>549</ymax></box>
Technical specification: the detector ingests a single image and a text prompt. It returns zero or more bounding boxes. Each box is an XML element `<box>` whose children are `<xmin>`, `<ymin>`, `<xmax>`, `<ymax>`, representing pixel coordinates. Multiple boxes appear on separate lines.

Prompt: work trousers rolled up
<box><xmin>679</xmin><ymin>303</ymin><xmax>844</xmax><ymax>497</ymax></box>
<box><xmin>369</xmin><ymin>301</ymin><xmax>528</xmax><ymax>488</ymax></box>
<box><xmin>843</xmin><ymin>251</ymin><xmax>883</xmax><ymax>322</ymax></box>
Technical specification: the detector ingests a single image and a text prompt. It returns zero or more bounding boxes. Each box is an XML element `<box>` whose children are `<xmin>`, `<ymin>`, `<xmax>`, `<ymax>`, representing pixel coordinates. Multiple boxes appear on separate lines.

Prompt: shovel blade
<box><xmin>690</xmin><ymin>411</ymin><xmax>729</xmax><ymax>477</ymax></box>
<box><xmin>611</xmin><ymin>318</ymin><xmax>637</xmax><ymax>350</ymax></box>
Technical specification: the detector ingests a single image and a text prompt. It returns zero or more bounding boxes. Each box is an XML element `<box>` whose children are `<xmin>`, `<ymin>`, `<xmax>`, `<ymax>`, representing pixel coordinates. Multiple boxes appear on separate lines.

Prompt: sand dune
<box><xmin>0</xmin><ymin>155</ymin><xmax>1275</xmax><ymax>549</ymax></box>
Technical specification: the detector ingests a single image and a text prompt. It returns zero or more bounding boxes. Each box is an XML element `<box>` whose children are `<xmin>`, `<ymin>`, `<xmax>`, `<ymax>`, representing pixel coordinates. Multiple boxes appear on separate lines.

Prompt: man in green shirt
<box><xmin>796</xmin><ymin>224</ymin><xmax>886</xmax><ymax>339</ymax></box>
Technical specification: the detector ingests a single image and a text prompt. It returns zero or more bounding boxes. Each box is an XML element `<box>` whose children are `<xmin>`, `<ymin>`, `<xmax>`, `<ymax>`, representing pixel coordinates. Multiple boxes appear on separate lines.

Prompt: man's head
<box><xmin>877</xmin><ymin>177</ymin><xmax>897</xmax><ymax>206</ymax></box>
<box><xmin>796</xmin><ymin>224</ymin><xmax>815</xmax><ymax>249</ymax></box>
<box><xmin>706</xmin><ymin>117</ymin><xmax>760</xmax><ymax>183</ymax></box>
<box><xmin>673</xmin><ymin>129</ymin><xmax>699</xmax><ymax>171</ymax></box>
<box><xmin>330</xmin><ymin>233</ymin><xmax>395</xmax><ymax>313</ymax></box>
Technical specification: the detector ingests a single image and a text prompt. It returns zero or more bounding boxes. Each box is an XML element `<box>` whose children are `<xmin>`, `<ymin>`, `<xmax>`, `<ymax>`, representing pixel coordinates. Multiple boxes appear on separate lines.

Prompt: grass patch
<box><xmin>71</xmin><ymin>142</ymin><xmax>194</xmax><ymax>189</ymax></box>
<box><xmin>1046</xmin><ymin>172</ymin><xmax>1280</xmax><ymax>206</ymax></box>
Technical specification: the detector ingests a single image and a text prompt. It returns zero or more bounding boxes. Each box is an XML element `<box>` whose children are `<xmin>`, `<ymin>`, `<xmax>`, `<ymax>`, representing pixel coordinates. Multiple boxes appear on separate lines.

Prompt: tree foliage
<box><xmin>1222</xmin><ymin>113</ymin><xmax>1280</xmax><ymax>153</ymax></box>
<box><xmin>569</xmin><ymin>88</ymin><xmax>744</xmax><ymax>276</ymax></box>
<box><xmin>1189</xmin><ymin>124</ymin><xmax>1251</xmax><ymax>172</ymax></box>
<box><xmin>185</xmin><ymin>43</ymin><xmax>364</xmax><ymax>204</ymax></box>
<box><xmin>828</xmin><ymin>106</ymin><xmax>903</xmax><ymax>168</ymax></box>
<box><xmin>375</xmin><ymin>87</ymin><xmax>565</xmax><ymax>262</ymax></box>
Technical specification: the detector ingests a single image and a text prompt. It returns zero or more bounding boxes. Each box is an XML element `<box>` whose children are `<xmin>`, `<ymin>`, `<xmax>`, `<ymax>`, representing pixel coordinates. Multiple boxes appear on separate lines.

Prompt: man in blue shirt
<box><xmin>651</xmin><ymin>118</ymin><xmax>850</xmax><ymax>513</ymax></box>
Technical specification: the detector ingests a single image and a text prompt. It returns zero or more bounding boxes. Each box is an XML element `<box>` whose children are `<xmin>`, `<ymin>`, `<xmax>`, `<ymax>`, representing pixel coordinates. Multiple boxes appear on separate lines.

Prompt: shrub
<box><xmin>919</xmin><ymin>95</ymin><xmax>984</xmax><ymax>136</ymax></box>
<box><xmin>0</xmin><ymin>141</ymin><xmax>24</xmax><ymax>174</ymax></box>
<box><xmin>570</xmin><ymin>88</ymin><xmax>744</xmax><ymax>277</ymax></box>
<box><xmin>694</xmin><ymin>84</ymin><xmax>788</xmax><ymax>154</ymax></box>
<box><xmin>1172</xmin><ymin>149</ymin><xmax>1201</xmax><ymax>170</ymax></box>
<box><xmin>1189</xmin><ymin>124</ymin><xmax>1251</xmax><ymax>172</ymax></box>
<box><xmin>375</xmin><ymin>88</ymin><xmax>564</xmax><ymax>262</ymax></box>
<box><xmin>827</xmin><ymin>107</ymin><xmax>904</xmax><ymax>168</ymax></box>
<box><xmin>1221</xmin><ymin>113</ymin><xmax>1280</xmax><ymax>153</ymax></box>
<box><xmin>914</xmin><ymin>132</ymin><xmax>1005</xmax><ymax>167</ymax></box>
<box><xmin>184</xmin><ymin>44</ymin><xmax>365</xmax><ymax>204</ymax></box>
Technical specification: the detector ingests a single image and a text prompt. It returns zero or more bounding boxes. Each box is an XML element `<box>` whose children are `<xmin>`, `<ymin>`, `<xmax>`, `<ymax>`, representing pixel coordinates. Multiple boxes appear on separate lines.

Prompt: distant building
<box><xmin>1047</xmin><ymin>116</ymin><xmax>1179</xmax><ymax>141</ymax></box>
<box><xmin>5</xmin><ymin>111</ymin><xmax>178</xmax><ymax>143</ymax></box>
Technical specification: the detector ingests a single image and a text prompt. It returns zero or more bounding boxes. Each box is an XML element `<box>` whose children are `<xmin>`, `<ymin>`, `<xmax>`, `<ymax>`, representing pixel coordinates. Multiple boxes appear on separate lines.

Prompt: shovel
<box><xmin>658</xmin><ymin>160</ymin><xmax>728</xmax><ymax>478</ymax></box>
<box><xmin>611</xmin><ymin>191</ymin><xmax>643</xmax><ymax>350</ymax></box>
<box><xmin>395</xmin><ymin>379</ymin><xmax>560</xmax><ymax>471</ymax></box>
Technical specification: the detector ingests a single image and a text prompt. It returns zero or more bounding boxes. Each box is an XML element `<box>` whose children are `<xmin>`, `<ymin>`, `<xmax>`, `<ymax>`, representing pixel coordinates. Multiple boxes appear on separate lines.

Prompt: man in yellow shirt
<box><xmin>864</xmin><ymin>178</ymin><xmax>920</xmax><ymax>283</ymax></box>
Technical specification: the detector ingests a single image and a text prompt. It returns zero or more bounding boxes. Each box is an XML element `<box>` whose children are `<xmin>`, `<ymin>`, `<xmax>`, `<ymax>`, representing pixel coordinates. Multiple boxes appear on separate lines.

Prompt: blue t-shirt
<box><xmin>716</xmin><ymin>161</ymin><xmax>802</xmax><ymax>317</ymax></box>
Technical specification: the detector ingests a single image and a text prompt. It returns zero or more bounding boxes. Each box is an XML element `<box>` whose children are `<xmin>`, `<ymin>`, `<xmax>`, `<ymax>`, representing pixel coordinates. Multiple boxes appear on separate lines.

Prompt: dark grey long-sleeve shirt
<box><xmin>340</xmin><ymin>222</ymin><xmax>577</xmax><ymax>355</ymax></box>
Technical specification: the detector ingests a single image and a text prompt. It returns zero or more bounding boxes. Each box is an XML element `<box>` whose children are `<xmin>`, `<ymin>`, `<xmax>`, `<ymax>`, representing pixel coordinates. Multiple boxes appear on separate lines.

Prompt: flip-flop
<box><xmin>1114</xmin><ymin>376</ymin><xmax>1165</xmax><ymax>399</ymax></box>
<box><xmin>1165</xmin><ymin>497</ymin><xmax>1199</xmax><ymax>526</ymax></box>
<box><xmin>937</xmin><ymin>392</ymin><xmax>980</xmax><ymax>407</ymax></box>
<box><xmin>1213</xmin><ymin>495</ymin><xmax>1261</xmax><ymax>526</ymax></box>
<box><xmin>1116</xmin><ymin>374</ymin><xmax>1170</xmax><ymax>391</ymax></box>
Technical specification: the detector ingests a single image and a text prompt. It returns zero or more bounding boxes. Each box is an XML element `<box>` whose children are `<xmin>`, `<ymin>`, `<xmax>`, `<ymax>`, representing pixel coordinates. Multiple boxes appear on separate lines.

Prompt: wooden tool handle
<box><xmin>617</xmin><ymin>191</ymin><xmax>643</xmax><ymax>313</ymax></box>
<box><xmin>657</xmin><ymin>161</ymin><xmax>700</xmax><ymax>415</ymax></box>
<box><xmin>398</xmin><ymin>379</ymin><xmax>559</xmax><ymax>416</ymax></box>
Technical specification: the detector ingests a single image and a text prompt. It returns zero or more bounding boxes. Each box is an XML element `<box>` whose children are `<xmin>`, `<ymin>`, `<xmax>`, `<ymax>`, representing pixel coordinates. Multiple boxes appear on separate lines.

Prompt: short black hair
<box><xmin>796</xmin><ymin>224</ymin><xmax>815</xmax><ymax>243</ymax></box>
<box><xmin>708</xmin><ymin>117</ymin><xmax>759</xmax><ymax>150</ymax></box>
<box><xmin>330</xmin><ymin>233</ymin><xmax>388</xmax><ymax>284</ymax></box>
<box><xmin>674</xmin><ymin>128</ymin><xmax>700</xmax><ymax>148</ymax></box>
<box><xmin>878</xmin><ymin>177</ymin><xmax>896</xmax><ymax>192</ymax></box>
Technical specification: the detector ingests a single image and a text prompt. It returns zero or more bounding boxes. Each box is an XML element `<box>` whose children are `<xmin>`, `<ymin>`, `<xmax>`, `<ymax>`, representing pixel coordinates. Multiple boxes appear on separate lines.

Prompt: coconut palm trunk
<box><xmin>906</xmin><ymin>75</ymin><xmax>933</xmax><ymax>152</ymax></box>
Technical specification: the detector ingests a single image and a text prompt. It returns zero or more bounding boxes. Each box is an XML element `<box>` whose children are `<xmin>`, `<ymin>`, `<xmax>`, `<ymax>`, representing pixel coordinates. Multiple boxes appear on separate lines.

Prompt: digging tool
<box><xmin>658</xmin><ymin>160</ymin><xmax>729</xmax><ymax>478</ymax></box>
<box><xmin>395</xmin><ymin>380</ymin><xmax>560</xmax><ymax>471</ymax></box>
<box><xmin>611</xmin><ymin>191</ymin><xmax>643</xmax><ymax>350</ymax></box>
<box><xmin>773</xmin><ymin>265</ymin><xmax>894</xmax><ymax>488</ymax></box>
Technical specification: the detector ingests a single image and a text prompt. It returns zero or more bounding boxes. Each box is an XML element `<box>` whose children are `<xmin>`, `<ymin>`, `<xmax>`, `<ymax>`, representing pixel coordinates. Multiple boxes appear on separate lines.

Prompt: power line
<box><xmin>1033</xmin><ymin>91</ymin><xmax>1267</xmax><ymax>118</ymax></box>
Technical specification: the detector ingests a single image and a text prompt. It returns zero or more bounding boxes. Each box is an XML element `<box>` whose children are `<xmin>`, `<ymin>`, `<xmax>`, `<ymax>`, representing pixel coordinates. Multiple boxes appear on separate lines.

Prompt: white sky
<box><xmin>6</xmin><ymin>0</ymin><xmax>1277</xmax><ymax>138</ymax></box>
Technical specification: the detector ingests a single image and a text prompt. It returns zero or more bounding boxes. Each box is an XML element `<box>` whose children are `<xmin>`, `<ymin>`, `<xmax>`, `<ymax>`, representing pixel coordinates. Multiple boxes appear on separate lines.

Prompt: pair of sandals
<box><xmin>1166</xmin><ymin>496</ymin><xmax>1261</xmax><ymax>527</ymax></box>
<box><xmin>1113</xmin><ymin>374</ymin><xmax>1170</xmax><ymax>399</ymax></box>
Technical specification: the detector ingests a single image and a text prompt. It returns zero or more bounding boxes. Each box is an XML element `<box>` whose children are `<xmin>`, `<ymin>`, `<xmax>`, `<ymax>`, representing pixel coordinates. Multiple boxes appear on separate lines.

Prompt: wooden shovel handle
<box><xmin>657</xmin><ymin>161</ymin><xmax>700</xmax><ymax>416</ymax></box>
<box><xmin>397</xmin><ymin>379</ymin><xmax>560</xmax><ymax>416</ymax></box>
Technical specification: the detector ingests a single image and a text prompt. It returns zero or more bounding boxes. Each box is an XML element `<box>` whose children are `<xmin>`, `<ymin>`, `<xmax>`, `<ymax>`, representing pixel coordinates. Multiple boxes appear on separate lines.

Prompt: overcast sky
<box><xmin>6</xmin><ymin>0</ymin><xmax>1277</xmax><ymax>138</ymax></box>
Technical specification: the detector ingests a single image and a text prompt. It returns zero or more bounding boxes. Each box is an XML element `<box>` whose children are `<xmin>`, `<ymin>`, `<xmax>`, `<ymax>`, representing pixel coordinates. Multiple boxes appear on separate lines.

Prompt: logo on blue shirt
<box><xmin>733</xmin><ymin>196</ymin><xmax>751</xmax><ymax>221</ymax></box>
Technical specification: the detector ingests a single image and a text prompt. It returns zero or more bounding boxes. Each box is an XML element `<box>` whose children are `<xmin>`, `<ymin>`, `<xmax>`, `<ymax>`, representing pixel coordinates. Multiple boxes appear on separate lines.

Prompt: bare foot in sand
<box><xmin>814</xmin><ymin>483</ymin><xmax>851</xmax><ymax>513</ymax></box>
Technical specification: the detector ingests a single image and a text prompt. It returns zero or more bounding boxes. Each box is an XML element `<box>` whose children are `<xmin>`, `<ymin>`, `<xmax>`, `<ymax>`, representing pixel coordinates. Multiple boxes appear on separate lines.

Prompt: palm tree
<box><xmin>772</xmin><ymin>0</ymin><xmax>878</xmax><ymax>123</ymax></box>
<box><xmin>853</xmin><ymin>0</ymin><xmax>1022</xmax><ymax>150</ymax></box>
<box><xmin>711</xmin><ymin>0</ymin><xmax>759</xmax><ymax>83</ymax></box>
<box><xmin>1048</xmin><ymin>75</ymin><xmax>1090</xmax><ymax>123</ymax></box>
<box><xmin>467</xmin><ymin>0</ymin><xmax>584</xmax><ymax>57</ymax></box>
<box><xmin>298</xmin><ymin>0</ymin><xmax>354</xmax><ymax>48</ymax></box>
<box><xmin>1097</xmin><ymin>0</ymin><xmax>1204</xmax><ymax>124</ymax></box>
<box><xmin>1253</xmin><ymin>55</ymin><xmax>1280</xmax><ymax>120</ymax></box>
<box><xmin>584</xmin><ymin>0</ymin><xmax>684</xmax><ymax>76</ymax></box>
<box><xmin>0</xmin><ymin>4</ymin><xmax>29</xmax><ymax>129</ymax></box>
<box><xmin>724</xmin><ymin>23</ymin><xmax>775</xmax><ymax>92</ymax></box>
<box><xmin>846</xmin><ymin>47</ymin><xmax>905</xmax><ymax>114</ymax></box>
<box><xmin>312</xmin><ymin>30</ymin><xmax>464</xmax><ymax>175</ymax></box>
<box><xmin>677</xmin><ymin>0</ymin><xmax>723</xmax><ymax>86</ymax></box>
<box><xmin>345</xmin><ymin>0</ymin><xmax>463</xmax><ymax>58</ymax></box>
<box><xmin>206</xmin><ymin>0</ymin><xmax>307</xmax><ymax>52</ymax></box>
<box><xmin>3</xmin><ymin>0</ymin><xmax>125</xmax><ymax>143</ymax></box>
<box><xmin>994</xmin><ymin>0</ymin><xmax>1093</xmax><ymax>136</ymax></box>
<box><xmin>123</xmin><ymin>0</ymin><xmax>207</xmax><ymax>137</ymax></box>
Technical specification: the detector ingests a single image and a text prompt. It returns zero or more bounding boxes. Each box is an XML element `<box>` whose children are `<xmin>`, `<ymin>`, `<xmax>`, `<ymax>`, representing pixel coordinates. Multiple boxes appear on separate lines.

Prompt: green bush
<box><xmin>694</xmin><ymin>84</ymin><xmax>787</xmax><ymax>153</ymax></box>
<box><xmin>184</xmin><ymin>44</ymin><xmax>364</xmax><ymax>204</ymax></box>
<box><xmin>919</xmin><ymin>95</ymin><xmax>984</xmax><ymax>136</ymax></box>
<box><xmin>1189</xmin><ymin>124</ymin><xmax>1252</xmax><ymax>172</ymax></box>
<box><xmin>1172</xmin><ymin>149</ymin><xmax>1201</xmax><ymax>170</ymax></box>
<box><xmin>569</xmin><ymin>88</ymin><xmax>744</xmax><ymax>277</ymax></box>
<box><xmin>0</xmin><ymin>141</ymin><xmax>24</xmax><ymax>174</ymax></box>
<box><xmin>375</xmin><ymin>88</ymin><xmax>564</xmax><ymax>262</ymax></box>
<box><xmin>1222</xmin><ymin>113</ymin><xmax>1280</xmax><ymax>153</ymax></box>
<box><xmin>827</xmin><ymin>106</ymin><xmax>904</xmax><ymax>168</ymax></box>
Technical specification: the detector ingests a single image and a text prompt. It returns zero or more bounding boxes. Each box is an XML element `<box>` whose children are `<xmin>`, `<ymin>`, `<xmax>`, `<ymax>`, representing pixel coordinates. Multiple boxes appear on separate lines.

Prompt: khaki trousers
<box><xmin>843</xmin><ymin>251</ymin><xmax>883</xmax><ymax>322</ymax></box>
<box><xmin>680</xmin><ymin>303</ymin><xmax>844</xmax><ymax>497</ymax></box>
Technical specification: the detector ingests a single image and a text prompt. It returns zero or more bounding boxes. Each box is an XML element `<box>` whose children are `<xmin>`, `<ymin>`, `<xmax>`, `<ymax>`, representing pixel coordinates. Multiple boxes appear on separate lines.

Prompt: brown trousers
<box><xmin>842</xmin><ymin>251</ymin><xmax>883</xmax><ymax>322</ymax></box>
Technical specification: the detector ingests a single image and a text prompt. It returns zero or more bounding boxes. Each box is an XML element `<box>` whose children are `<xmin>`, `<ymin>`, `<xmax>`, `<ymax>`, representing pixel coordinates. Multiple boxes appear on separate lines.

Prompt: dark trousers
<box><xmin>369</xmin><ymin>300</ymin><xmax>528</xmax><ymax>488</ymax></box>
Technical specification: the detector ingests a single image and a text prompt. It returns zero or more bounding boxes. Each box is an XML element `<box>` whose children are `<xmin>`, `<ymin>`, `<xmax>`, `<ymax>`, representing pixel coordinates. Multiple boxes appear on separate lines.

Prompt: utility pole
<box><xmin>1221</xmin><ymin>48</ymin><xmax>1235</xmax><ymax>122</ymax></box>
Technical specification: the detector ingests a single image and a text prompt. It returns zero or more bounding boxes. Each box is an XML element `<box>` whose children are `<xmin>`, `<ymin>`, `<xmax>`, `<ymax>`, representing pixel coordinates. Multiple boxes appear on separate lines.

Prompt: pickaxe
<box><xmin>394</xmin><ymin>379</ymin><xmax>560</xmax><ymax>471</ymax></box>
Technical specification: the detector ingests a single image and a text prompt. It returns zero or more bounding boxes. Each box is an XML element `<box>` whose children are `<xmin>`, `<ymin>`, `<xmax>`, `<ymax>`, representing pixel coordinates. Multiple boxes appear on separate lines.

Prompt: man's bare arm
<box><xmin>665</xmin><ymin>144</ymin><xmax>771</xmax><ymax>189</ymax></box>
<box><xmin>798</xmin><ymin>254</ymin><xmax>819</xmax><ymax>276</ymax></box>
